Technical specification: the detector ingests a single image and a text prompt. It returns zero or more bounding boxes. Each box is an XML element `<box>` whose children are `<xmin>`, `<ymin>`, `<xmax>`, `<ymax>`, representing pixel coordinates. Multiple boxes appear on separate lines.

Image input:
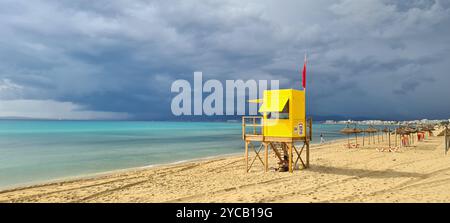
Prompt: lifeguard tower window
<box><xmin>268</xmin><ymin>100</ymin><xmax>289</xmax><ymax>119</ymax></box>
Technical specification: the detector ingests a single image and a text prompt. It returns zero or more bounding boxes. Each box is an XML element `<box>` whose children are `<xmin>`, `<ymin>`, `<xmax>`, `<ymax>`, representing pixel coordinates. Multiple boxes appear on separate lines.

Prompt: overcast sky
<box><xmin>0</xmin><ymin>0</ymin><xmax>449</xmax><ymax>120</ymax></box>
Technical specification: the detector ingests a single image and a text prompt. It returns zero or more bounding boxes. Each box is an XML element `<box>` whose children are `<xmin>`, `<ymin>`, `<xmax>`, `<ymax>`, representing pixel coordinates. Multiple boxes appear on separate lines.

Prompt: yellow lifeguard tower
<box><xmin>242</xmin><ymin>89</ymin><xmax>311</xmax><ymax>173</ymax></box>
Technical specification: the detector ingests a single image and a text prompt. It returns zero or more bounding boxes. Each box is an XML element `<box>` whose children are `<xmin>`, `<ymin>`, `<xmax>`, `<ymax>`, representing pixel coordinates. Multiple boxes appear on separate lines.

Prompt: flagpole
<box><xmin>303</xmin><ymin>52</ymin><xmax>307</xmax><ymax>122</ymax></box>
<box><xmin>301</xmin><ymin>52</ymin><xmax>308</xmax><ymax>137</ymax></box>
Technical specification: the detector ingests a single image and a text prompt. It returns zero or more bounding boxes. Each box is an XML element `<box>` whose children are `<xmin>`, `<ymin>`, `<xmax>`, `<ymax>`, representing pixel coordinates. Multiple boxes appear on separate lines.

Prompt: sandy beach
<box><xmin>1</xmin><ymin>128</ymin><xmax>449</xmax><ymax>203</ymax></box>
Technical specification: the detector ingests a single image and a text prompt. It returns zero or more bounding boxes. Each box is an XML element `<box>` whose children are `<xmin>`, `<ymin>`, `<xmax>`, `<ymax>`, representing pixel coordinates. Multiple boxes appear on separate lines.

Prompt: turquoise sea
<box><xmin>0</xmin><ymin>120</ymin><xmax>351</xmax><ymax>189</ymax></box>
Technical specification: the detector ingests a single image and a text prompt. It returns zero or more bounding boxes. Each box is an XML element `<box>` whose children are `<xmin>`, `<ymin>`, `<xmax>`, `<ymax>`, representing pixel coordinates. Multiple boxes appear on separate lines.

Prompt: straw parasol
<box><xmin>396</xmin><ymin>126</ymin><xmax>413</xmax><ymax>135</ymax></box>
<box><xmin>340</xmin><ymin>125</ymin><xmax>361</xmax><ymax>148</ymax></box>
<box><xmin>365</xmin><ymin>126</ymin><xmax>378</xmax><ymax>133</ymax></box>
<box><xmin>403</xmin><ymin>126</ymin><xmax>416</xmax><ymax>133</ymax></box>
<box><xmin>395</xmin><ymin>128</ymin><xmax>405</xmax><ymax>134</ymax></box>
<box><xmin>353</xmin><ymin>127</ymin><xmax>363</xmax><ymax>146</ymax></box>
<box><xmin>416</xmin><ymin>126</ymin><xmax>429</xmax><ymax>141</ymax></box>
<box><xmin>394</xmin><ymin>127</ymin><xmax>404</xmax><ymax>147</ymax></box>
<box><xmin>404</xmin><ymin>127</ymin><xmax>417</xmax><ymax>143</ymax></box>
<box><xmin>381</xmin><ymin>127</ymin><xmax>391</xmax><ymax>142</ymax></box>
<box><xmin>397</xmin><ymin>126</ymin><xmax>418</xmax><ymax>146</ymax></box>
<box><xmin>340</xmin><ymin>126</ymin><xmax>354</xmax><ymax>148</ymax></box>
<box><xmin>364</xmin><ymin>126</ymin><xmax>378</xmax><ymax>145</ymax></box>
<box><xmin>427</xmin><ymin>125</ymin><xmax>436</xmax><ymax>136</ymax></box>
<box><xmin>437</xmin><ymin>129</ymin><xmax>450</xmax><ymax>137</ymax></box>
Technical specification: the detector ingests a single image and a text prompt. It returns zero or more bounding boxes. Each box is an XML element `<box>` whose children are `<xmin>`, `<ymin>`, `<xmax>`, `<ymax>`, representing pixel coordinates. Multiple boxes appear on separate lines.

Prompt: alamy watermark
<box><xmin>171</xmin><ymin>72</ymin><xmax>279</xmax><ymax>116</ymax></box>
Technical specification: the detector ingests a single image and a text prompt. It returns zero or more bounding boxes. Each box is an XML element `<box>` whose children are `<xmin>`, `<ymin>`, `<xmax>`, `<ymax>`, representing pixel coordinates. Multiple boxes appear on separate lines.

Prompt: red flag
<box><xmin>302</xmin><ymin>54</ymin><xmax>307</xmax><ymax>89</ymax></box>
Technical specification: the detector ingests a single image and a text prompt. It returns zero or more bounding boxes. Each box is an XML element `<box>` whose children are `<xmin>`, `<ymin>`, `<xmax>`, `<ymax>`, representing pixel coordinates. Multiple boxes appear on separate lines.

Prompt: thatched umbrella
<box><xmin>340</xmin><ymin>126</ymin><xmax>361</xmax><ymax>148</ymax></box>
<box><xmin>404</xmin><ymin>127</ymin><xmax>416</xmax><ymax>144</ymax></box>
<box><xmin>437</xmin><ymin>128</ymin><xmax>450</xmax><ymax>137</ymax></box>
<box><xmin>423</xmin><ymin>125</ymin><xmax>435</xmax><ymax>136</ymax></box>
<box><xmin>395</xmin><ymin>128</ymin><xmax>407</xmax><ymax>135</ymax></box>
<box><xmin>397</xmin><ymin>126</ymin><xmax>417</xmax><ymax>146</ymax></box>
<box><xmin>395</xmin><ymin>128</ymin><xmax>405</xmax><ymax>147</ymax></box>
<box><xmin>419</xmin><ymin>126</ymin><xmax>428</xmax><ymax>133</ymax></box>
<box><xmin>428</xmin><ymin>125</ymin><xmax>436</xmax><ymax>136</ymax></box>
<box><xmin>365</xmin><ymin>126</ymin><xmax>378</xmax><ymax>145</ymax></box>
<box><xmin>417</xmin><ymin>126</ymin><xmax>430</xmax><ymax>141</ymax></box>
<box><xmin>354</xmin><ymin>127</ymin><xmax>363</xmax><ymax>146</ymax></box>
<box><xmin>340</xmin><ymin>126</ymin><xmax>354</xmax><ymax>148</ymax></box>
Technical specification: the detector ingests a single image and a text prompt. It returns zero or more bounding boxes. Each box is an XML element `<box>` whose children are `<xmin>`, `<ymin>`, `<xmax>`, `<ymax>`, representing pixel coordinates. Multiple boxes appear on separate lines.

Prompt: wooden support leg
<box><xmin>245</xmin><ymin>141</ymin><xmax>249</xmax><ymax>173</ymax></box>
<box><xmin>264</xmin><ymin>142</ymin><xmax>268</xmax><ymax>172</ymax></box>
<box><xmin>445</xmin><ymin>128</ymin><xmax>448</xmax><ymax>155</ymax></box>
<box><xmin>363</xmin><ymin>132</ymin><xmax>365</xmax><ymax>146</ymax></box>
<box><xmin>395</xmin><ymin>132</ymin><xmax>397</xmax><ymax>147</ymax></box>
<box><xmin>388</xmin><ymin>131</ymin><xmax>391</xmax><ymax>148</ymax></box>
<box><xmin>306</xmin><ymin>140</ymin><xmax>310</xmax><ymax>168</ymax></box>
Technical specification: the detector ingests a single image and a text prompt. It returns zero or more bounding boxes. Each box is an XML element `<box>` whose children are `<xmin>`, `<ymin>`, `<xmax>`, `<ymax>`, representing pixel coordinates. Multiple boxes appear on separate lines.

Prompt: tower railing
<box><xmin>242</xmin><ymin>116</ymin><xmax>263</xmax><ymax>139</ymax></box>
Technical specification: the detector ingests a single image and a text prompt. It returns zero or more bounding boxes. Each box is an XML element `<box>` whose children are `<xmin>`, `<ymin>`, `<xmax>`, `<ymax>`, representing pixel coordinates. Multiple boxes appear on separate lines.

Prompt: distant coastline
<box><xmin>322</xmin><ymin>119</ymin><xmax>449</xmax><ymax>126</ymax></box>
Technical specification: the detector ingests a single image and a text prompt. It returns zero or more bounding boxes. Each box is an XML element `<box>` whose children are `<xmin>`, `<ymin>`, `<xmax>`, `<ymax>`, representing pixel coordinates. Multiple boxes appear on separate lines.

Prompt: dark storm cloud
<box><xmin>0</xmin><ymin>0</ymin><xmax>450</xmax><ymax>120</ymax></box>
<box><xmin>393</xmin><ymin>76</ymin><xmax>435</xmax><ymax>95</ymax></box>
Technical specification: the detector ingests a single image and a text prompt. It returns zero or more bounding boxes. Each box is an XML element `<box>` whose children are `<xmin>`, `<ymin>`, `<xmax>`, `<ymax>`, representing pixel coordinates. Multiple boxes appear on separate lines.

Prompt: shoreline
<box><xmin>0</xmin><ymin>138</ymin><xmax>348</xmax><ymax>193</ymax></box>
<box><xmin>0</xmin><ymin>152</ymin><xmax>242</xmax><ymax>192</ymax></box>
